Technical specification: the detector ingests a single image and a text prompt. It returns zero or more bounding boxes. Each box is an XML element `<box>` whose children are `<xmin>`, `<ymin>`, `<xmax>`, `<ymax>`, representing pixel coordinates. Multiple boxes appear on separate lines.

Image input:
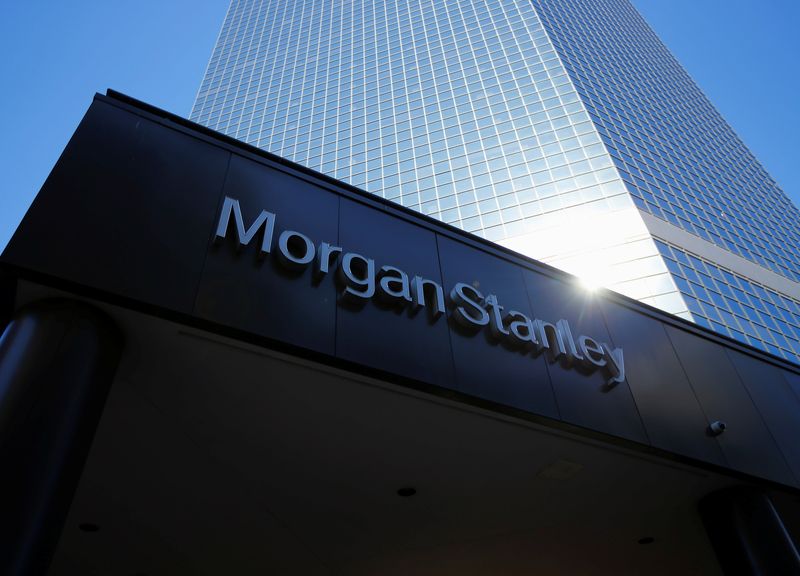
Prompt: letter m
<box><xmin>214</xmin><ymin>196</ymin><xmax>276</xmax><ymax>255</ymax></box>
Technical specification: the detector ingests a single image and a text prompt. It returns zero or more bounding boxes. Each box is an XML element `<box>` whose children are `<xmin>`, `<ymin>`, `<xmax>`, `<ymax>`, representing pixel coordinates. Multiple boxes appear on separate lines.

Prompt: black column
<box><xmin>700</xmin><ymin>486</ymin><xmax>800</xmax><ymax>575</ymax></box>
<box><xmin>0</xmin><ymin>270</ymin><xmax>15</xmax><ymax>331</ymax></box>
<box><xmin>0</xmin><ymin>299</ymin><xmax>123</xmax><ymax>576</ymax></box>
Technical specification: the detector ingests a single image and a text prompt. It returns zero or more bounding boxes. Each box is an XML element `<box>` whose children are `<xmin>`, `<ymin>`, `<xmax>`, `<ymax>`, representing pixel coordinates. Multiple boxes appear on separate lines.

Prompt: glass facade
<box><xmin>533</xmin><ymin>0</ymin><xmax>800</xmax><ymax>283</ymax></box>
<box><xmin>191</xmin><ymin>0</ymin><xmax>800</xmax><ymax>364</ymax></box>
<box><xmin>655</xmin><ymin>240</ymin><xmax>800</xmax><ymax>361</ymax></box>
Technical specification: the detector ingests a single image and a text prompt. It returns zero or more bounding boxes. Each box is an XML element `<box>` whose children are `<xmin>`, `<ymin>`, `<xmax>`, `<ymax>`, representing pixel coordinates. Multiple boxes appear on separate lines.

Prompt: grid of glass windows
<box><xmin>655</xmin><ymin>239</ymin><xmax>800</xmax><ymax>364</ymax></box>
<box><xmin>532</xmin><ymin>0</ymin><xmax>800</xmax><ymax>284</ymax></box>
<box><xmin>191</xmin><ymin>0</ymin><xmax>635</xmax><ymax>244</ymax></box>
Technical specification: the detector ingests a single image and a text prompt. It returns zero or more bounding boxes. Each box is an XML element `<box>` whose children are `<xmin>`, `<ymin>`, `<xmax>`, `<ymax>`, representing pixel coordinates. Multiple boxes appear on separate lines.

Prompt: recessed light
<box><xmin>537</xmin><ymin>459</ymin><xmax>583</xmax><ymax>480</ymax></box>
<box><xmin>79</xmin><ymin>523</ymin><xmax>100</xmax><ymax>533</ymax></box>
<box><xmin>638</xmin><ymin>536</ymin><xmax>655</xmax><ymax>545</ymax></box>
<box><xmin>397</xmin><ymin>487</ymin><xmax>417</xmax><ymax>497</ymax></box>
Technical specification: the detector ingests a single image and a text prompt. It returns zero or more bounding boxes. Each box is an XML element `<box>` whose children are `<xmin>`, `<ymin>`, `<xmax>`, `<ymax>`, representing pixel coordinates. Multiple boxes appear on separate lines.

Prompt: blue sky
<box><xmin>1</xmin><ymin>1</ymin><xmax>798</xmax><ymax>251</ymax></box>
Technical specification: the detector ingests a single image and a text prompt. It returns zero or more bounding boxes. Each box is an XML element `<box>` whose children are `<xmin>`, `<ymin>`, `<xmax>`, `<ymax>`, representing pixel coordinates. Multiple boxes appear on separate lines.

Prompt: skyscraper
<box><xmin>190</xmin><ymin>0</ymin><xmax>800</xmax><ymax>364</ymax></box>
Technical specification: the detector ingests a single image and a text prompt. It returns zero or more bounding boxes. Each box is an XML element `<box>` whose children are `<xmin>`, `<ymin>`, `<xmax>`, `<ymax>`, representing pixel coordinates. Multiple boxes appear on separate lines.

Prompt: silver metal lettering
<box><xmin>411</xmin><ymin>276</ymin><xmax>445</xmax><ymax>319</ymax></box>
<box><xmin>578</xmin><ymin>335</ymin><xmax>607</xmax><ymax>368</ymax></box>
<box><xmin>507</xmin><ymin>310</ymin><xmax>538</xmax><ymax>348</ymax></box>
<box><xmin>450</xmin><ymin>283</ymin><xmax>489</xmax><ymax>329</ymax></box>
<box><xmin>212</xmin><ymin>200</ymin><xmax>626</xmax><ymax>384</ymax></box>
<box><xmin>484</xmin><ymin>294</ymin><xmax>510</xmax><ymax>338</ymax></box>
<box><xmin>277</xmin><ymin>230</ymin><xmax>315</xmax><ymax>270</ymax></box>
<box><xmin>339</xmin><ymin>252</ymin><xmax>375</xmax><ymax>300</ymax></box>
<box><xmin>316</xmin><ymin>242</ymin><xmax>342</xmax><ymax>276</ymax></box>
<box><xmin>535</xmin><ymin>319</ymin><xmax>567</xmax><ymax>361</ymax></box>
<box><xmin>557</xmin><ymin>319</ymin><xmax>584</xmax><ymax>363</ymax></box>
<box><xmin>214</xmin><ymin>196</ymin><xmax>275</xmax><ymax>255</ymax></box>
<box><xmin>378</xmin><ymin>265</ymin><xmax>412</xmax><ymax>304</ymax></box>
<box><xmin>602</xmin><ymin>343</ymin><xmax>625</xmax><ymax>386</ymax></box>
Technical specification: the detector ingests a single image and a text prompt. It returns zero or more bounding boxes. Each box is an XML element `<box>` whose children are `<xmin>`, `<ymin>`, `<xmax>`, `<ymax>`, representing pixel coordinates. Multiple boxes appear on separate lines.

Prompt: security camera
<box><xmin>708</xmin><ymin>421</ymin><xmax>727</xmax><ymax>436</ymax></box>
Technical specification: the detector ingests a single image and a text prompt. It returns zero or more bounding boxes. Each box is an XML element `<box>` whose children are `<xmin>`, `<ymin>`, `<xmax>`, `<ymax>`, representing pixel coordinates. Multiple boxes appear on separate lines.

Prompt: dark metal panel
<box><xmin>437</xmin><ymin>236</ymin><xmax>558</xmax><ymax>418</ymax></box>
<box><xmin>335</xmin><ymin>200</ymin><xmax>455</xmax><ymax>388</ymax></box>
<box><xmin>194</xmin><ymin>153</ymin><xmax>339</xmax><ymax>356</ymax></box>
<box><xmin>602</xmin><ymin>304</ymin><xmax>725</xmax><ymax>465</ymax></box>
<box><xmin>1</xmin><ymin>100</ymin><xmax>230</xmax><ymax>314</ymax></box>
<box><xmin>523</xmin><ymin>273</ymin><xmax>648</xmax><ymax>444</ymax></box>
<box><xmin>728</xmin><ymin>350</ymin><xmax>800</xmax><ymax>486</ymax></box>
<box><xmin>782</xmin><ymin>371</ymin><xmax>800</xmax><ymax>404</ymax></box>
<box><xmin>666</xmin><ymin>326</ymin><xmax>796</xmax><ymax>486</ymax></box>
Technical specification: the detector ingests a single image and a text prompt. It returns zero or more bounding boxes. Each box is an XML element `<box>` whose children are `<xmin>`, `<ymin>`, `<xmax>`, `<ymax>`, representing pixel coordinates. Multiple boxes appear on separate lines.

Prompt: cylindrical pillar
<box><xmin>0</xmin><ymin>271</ymin><xmax>14</xmax><ymax>330</ymax></box>
<box><xmin>700</xmin><ymin>486</ymin><xmax>800</xmax><ymax>575</ymax></box>
<box><xmin>0</xmin><ymin>299</ymin><xmax>123</xmax><ymax>576</ymax></box>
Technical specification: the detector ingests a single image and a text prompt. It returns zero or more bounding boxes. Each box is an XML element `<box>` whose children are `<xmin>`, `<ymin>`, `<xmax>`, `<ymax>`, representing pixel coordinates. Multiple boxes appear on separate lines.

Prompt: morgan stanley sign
<box><xmin>214</xmin><ymin>197</ymin><xmax>625</xmax><ymax>386</ymax></box>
